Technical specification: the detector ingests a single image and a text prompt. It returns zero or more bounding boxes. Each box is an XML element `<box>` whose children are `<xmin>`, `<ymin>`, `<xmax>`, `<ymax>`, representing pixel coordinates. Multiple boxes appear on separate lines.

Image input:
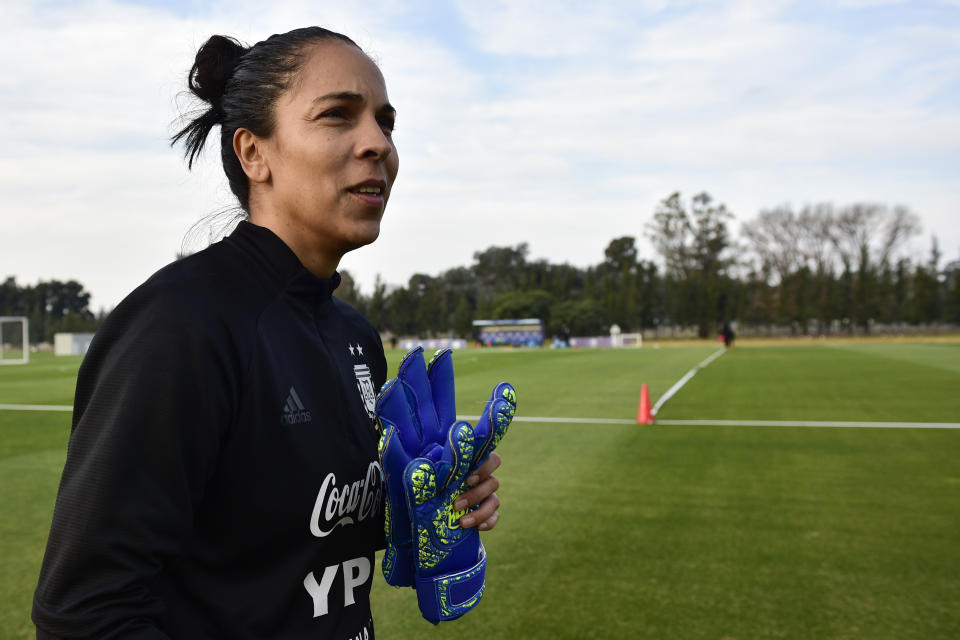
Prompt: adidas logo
<box><xmin>282</xmin><ymin>386</ymin><xmax>312</xmax><ymax>425</ymax></box>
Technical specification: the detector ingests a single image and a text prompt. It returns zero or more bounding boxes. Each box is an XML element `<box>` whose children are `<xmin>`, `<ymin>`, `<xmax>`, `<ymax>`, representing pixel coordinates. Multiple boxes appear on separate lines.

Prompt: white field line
<box><xmin>656</xmin><ymin>419</ymin><xmax>960</xmax><ymax>429</ymax></box>
<box><xmin>651</xmin><ymin>347</ymin><xmax>727</xmax><ymax>416</ymax></box>
<box><xmin>0</xmin><ymin>403</ymin><xmax>72</xmax><ymax>411</ymax></box>
<box><xmin>459</xmin><ymin>414</ymin><xmax>636</xmax><ymax>425</ymax></box>
<box><xmin>7</xmin><ymin>405</ymin><xmax>953</xmax><ymax>430</ymax></box>
<box><xmin>458</xmin><ymin>415</ymin><xmax>960</xmax><ymax>429</ymax></box>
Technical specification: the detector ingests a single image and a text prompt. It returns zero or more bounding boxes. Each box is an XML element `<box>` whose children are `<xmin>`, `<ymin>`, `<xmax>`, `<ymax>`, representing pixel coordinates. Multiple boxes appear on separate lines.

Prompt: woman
<box><xmin>33</xmin><ymin>27</ymin><xmax>501</xmax><ymax>639</ymax></box>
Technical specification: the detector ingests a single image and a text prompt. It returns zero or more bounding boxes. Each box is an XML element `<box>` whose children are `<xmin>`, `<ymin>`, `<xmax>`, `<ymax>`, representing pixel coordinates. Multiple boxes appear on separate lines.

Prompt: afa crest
<box><xmin>354</xmin><ymin>364</ymin><xmax>377</xmax><ymax>420</ymax></box>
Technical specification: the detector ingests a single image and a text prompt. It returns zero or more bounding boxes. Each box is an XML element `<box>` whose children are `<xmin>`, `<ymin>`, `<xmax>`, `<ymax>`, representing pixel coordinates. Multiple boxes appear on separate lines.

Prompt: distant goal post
<box><xmin>613</xmin><ymin>332</ymin><xmax>643</xmax><ymax>348</ymax></box>
<box><xmin>0</xmin><ymin>316</ymin><xmax>29</xmax><ymax>365</ymax></box>
<box><xmin>609</xmin><ymin>324</ymin><xmax>642</xmax><ymax>348</ymax></box>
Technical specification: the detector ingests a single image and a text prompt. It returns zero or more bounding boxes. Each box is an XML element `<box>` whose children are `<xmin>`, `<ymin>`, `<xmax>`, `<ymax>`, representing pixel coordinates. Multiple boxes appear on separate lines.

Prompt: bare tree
<box><xmin>829</xmin><ymin>203</ymin><xmax>919</xmax><ymax>271</ymax></box>
<box><xmin>741</xmin><ymin>205</ymin><xmax>805</xmax><ymax>283</ymax></box>
<box><xmin>797</xmin><ymin>203</ymin><xmax>836</xmax><ymax>275</ymax></box>
<box><xmin>879</xmin><ymin>206</ymin><xmax>922</xmax><ymax>268</ymax></box>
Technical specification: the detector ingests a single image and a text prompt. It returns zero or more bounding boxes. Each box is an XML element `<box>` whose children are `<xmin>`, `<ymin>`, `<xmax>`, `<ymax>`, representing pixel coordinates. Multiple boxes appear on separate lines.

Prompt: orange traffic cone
<box><xmin>637</xmin><ymin>383</ymin><xmax>654</xmax><ymax>424</ymax></box>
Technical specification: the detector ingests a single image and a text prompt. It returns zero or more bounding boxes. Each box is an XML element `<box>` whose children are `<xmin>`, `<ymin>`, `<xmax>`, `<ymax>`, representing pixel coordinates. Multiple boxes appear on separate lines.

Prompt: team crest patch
<box><xmin>354</xmin><ymin>364</ymin><xmax>377</xmax><ymax>420</ymax></box>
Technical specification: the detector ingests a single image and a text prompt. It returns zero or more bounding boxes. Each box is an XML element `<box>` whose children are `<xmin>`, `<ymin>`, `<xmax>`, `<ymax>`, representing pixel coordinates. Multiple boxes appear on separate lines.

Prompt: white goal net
<box><xmin>0</xmin><ymin>316</ymin><xmax>29</xmax><ymax>364</ymax></box>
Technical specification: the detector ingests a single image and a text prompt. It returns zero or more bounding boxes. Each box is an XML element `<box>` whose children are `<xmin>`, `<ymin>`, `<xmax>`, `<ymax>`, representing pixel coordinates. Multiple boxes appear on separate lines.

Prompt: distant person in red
<box><xmin>721</xmin><ymin>322</ymin><xmax>735</xmax><ymax>348</ymax></box>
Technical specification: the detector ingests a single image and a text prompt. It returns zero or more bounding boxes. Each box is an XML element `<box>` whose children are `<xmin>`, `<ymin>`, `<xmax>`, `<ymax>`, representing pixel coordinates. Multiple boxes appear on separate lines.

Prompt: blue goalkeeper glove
<box><xmin>376</xmin><ymin>347</ymin><xmax>516</xmax><ymax>622</ymax></box>
<box><xmin>376</xmin><ymin>347</ymin><xmax>448</xmax><ymax>587</ymax></box>
<box><xmin>405</xmin><ymin>394</ymin><xmax>515</xmax><ymax>624</ymax></box>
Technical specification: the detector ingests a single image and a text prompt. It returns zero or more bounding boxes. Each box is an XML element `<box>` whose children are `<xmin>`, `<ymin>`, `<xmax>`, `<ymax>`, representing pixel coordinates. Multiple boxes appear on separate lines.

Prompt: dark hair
<box><xmin>172</xmin><ymin>27</ymin><xmax>360</xmax><ymax>212</ymax></box>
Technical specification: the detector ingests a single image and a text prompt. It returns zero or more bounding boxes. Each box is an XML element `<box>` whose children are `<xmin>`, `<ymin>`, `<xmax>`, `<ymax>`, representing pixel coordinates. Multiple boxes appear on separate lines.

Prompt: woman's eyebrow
<box><xmin>312</xmin><ymin>92</ymin><xmax>395</xmax><ymax>114</ymax></box>
<box><xmin>312</xmin><ymin>91</ymin><xmax>363</xmax><ymax>104</ymax></box>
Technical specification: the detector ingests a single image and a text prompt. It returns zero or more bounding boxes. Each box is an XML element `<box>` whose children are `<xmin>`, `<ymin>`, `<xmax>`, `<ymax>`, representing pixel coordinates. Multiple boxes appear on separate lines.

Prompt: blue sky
<box><xmin>2</xmin><ymin>0</ymin><xmax>959</xmax><ymax>310</ymax></box>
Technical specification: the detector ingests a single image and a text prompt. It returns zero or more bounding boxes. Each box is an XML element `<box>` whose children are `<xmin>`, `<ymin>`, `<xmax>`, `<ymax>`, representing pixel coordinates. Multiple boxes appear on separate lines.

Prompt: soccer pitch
<box><xmin>2</xmin><ymin>342</ymin><xmax>959</xmax><ymax>638</ymax></box>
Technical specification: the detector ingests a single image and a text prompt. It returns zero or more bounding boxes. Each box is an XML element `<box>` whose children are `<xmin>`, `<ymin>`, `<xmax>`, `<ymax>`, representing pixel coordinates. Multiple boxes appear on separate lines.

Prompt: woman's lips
<box><xmin>350</xmin><ymin>191</ymin><xmax>385</xmax><ymax>207</ymax></box>
<box><xmin>348</xmin><ymin>180</ymin><xmax>386</xmax><ymax>207</ymax></box>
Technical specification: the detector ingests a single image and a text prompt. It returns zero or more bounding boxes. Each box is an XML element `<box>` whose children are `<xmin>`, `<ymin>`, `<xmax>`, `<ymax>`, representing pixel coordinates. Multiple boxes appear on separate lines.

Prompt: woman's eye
<box><xmin>319</xmin><ymin>107</ymin><xmax>347</xmax><ymax>120</ymax></box>
<box><xmin>378</xmin><ymin>116</ymin><xmax>396</xmax><ymax>134</ymax></box>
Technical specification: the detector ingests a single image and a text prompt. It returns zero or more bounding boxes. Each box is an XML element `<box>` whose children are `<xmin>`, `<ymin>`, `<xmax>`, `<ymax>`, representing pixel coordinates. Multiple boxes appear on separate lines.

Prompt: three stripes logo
<box><xmin>282</xmin><ymin>386</ymin><xmax>312</xmax><ymax>425</ymax></box>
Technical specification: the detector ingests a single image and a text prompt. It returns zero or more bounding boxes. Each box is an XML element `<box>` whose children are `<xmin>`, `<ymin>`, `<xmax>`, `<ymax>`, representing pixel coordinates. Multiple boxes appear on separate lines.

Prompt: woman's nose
<box><xmin>356</xmin><ymin>116</ymin><xmax>393</xmax><ymax>160</ymax></box>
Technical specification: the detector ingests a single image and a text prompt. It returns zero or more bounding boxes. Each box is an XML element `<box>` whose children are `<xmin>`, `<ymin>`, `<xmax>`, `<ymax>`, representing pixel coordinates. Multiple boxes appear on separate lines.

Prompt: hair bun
<box><xmin>189</xmin><ymin>35</ymin><xmax>246</xmax><ymax>108</ymax></box>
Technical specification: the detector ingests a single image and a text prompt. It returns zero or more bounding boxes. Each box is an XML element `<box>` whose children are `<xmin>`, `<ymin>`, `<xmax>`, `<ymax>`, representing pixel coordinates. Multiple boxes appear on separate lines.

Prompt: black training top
<box><xmin>33</xmin><ymin>221</ymin><xmax>387</xmax><ymax>639</ymax></box>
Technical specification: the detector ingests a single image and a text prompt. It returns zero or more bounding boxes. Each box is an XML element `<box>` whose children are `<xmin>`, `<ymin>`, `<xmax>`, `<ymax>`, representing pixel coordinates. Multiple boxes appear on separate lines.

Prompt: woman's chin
<box><xmin>343</xmin><ymin>221</ymin><xmax>382</xmax><ymax>250</ymax></box>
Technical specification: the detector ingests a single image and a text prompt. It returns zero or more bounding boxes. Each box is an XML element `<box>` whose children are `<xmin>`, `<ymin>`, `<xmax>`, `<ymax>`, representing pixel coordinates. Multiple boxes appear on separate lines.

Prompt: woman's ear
<box><xmin>234</xmin><ymin>127</ymin><xmax>270</xmax><ymax>184</ymax></box>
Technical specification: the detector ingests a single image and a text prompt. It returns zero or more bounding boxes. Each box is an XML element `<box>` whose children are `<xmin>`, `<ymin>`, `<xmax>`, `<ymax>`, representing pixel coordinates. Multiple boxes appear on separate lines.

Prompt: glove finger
<box><xmin>437</xmin><ymin>421</ymin><xmax>476</xmax><ymax>492</ymax></box>
<box><xmin>378</xmin><ymin>420</ymin><xmax>416</xmax><ymax>588</ymax></box>
<box><xmin>379</xmin><ymin>419</ymin><xmax>415</xmax><ymax>521</ymax></box>
<box><xmin>379</xmin><ymin>417</ymin><xmax>413</xmax><ymax>483</ymax></box>
<box><xmin>397</xmin><ymin>347</ymin><xmax>445</xmax><ymax>447</ymax></box>
<box><xmin>405</xmin><ymin>457</ymin><xmax>439</xmax><ymax>508</ymax></box>
<box><xmin>426</xmin><ymin>348</ymin><xmax>457</xmax><ymax>434</ymax></box>
<box><xmin>375</xmin><ymin>376</ymin><xmax>421</xmax><ymax>455</ymax></box>
<box><xmin>472</xmin><ymin>383</ymin><xmax>517</xmax><ymax>467</ymax></box>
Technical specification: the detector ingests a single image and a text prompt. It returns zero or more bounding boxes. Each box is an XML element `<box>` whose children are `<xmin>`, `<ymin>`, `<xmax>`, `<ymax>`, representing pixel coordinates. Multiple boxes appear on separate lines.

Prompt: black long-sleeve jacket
<box><xmin>33</xmin><ymin>221</ymin><xmax>387</xmax><ymax>639</ymax></box>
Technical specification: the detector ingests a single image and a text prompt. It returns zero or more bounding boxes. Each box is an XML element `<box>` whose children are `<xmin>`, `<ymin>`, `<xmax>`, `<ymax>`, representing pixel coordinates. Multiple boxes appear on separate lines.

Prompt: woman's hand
<box><xmin>454</xmin><ymin>452</ymin><xmax>502</xmax><ymax>531</ymax></box>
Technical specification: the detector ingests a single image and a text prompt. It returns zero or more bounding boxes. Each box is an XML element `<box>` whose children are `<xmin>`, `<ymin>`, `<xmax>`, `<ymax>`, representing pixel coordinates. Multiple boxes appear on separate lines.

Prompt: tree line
<box><xmin>336</xmin><ymin>192</ymin><xmax>960</xmax><ymax>340</ymax></box>
<box><xmin>0</xmin><ymin>277</ymin><xmax>102</xmax><ymax>344</ymax></box>
<box><xmin>5</xmin><ymin>192</ymin><xmax>959</xmax><ymax>345</ymax></box>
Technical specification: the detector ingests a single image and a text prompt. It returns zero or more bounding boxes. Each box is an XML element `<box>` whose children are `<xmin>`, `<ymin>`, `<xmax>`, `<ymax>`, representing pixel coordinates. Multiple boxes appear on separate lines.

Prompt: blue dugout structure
<box><xmin>472</xmin><ymin>318</ymin><xmax>544</xmax><ymax>347</ymax></box>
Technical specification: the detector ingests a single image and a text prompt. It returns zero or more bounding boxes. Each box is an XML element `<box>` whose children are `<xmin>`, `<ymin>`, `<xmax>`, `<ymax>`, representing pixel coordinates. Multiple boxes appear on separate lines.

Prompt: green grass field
<box><xmin>2</xmin><ymin>343</ymin><xmax>959</xmax><ymax>638</ymax></box>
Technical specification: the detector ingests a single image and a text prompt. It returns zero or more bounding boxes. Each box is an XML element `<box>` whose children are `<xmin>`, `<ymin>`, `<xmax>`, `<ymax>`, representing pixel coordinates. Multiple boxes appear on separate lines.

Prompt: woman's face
<box><xmin>257</xmin><ymin>40</ymin><xmax>399</xmax><ymax>261</ymax></box>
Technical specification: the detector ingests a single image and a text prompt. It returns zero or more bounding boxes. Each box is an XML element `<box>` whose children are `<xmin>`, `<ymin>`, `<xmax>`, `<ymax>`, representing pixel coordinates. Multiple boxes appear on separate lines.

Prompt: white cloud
<box><xmin>2</xmin><ymin>0</ymin><xmax>959</xmax><ymax>310</ymax></box>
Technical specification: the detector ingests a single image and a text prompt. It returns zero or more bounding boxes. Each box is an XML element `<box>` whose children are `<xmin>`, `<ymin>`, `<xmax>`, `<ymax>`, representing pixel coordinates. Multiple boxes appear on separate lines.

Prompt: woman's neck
<box><xmin>247</xmin><ymin>210</ymin><xmax>341</xmax><ymax>279</ymax></box>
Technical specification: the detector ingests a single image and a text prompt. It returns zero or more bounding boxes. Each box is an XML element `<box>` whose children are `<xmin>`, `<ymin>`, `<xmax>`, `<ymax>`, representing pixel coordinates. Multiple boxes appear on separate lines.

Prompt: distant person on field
<box><xmin>721</xmin><ymin>322</ymin><xmax>735</xmax><ymax>348</ymax></box>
